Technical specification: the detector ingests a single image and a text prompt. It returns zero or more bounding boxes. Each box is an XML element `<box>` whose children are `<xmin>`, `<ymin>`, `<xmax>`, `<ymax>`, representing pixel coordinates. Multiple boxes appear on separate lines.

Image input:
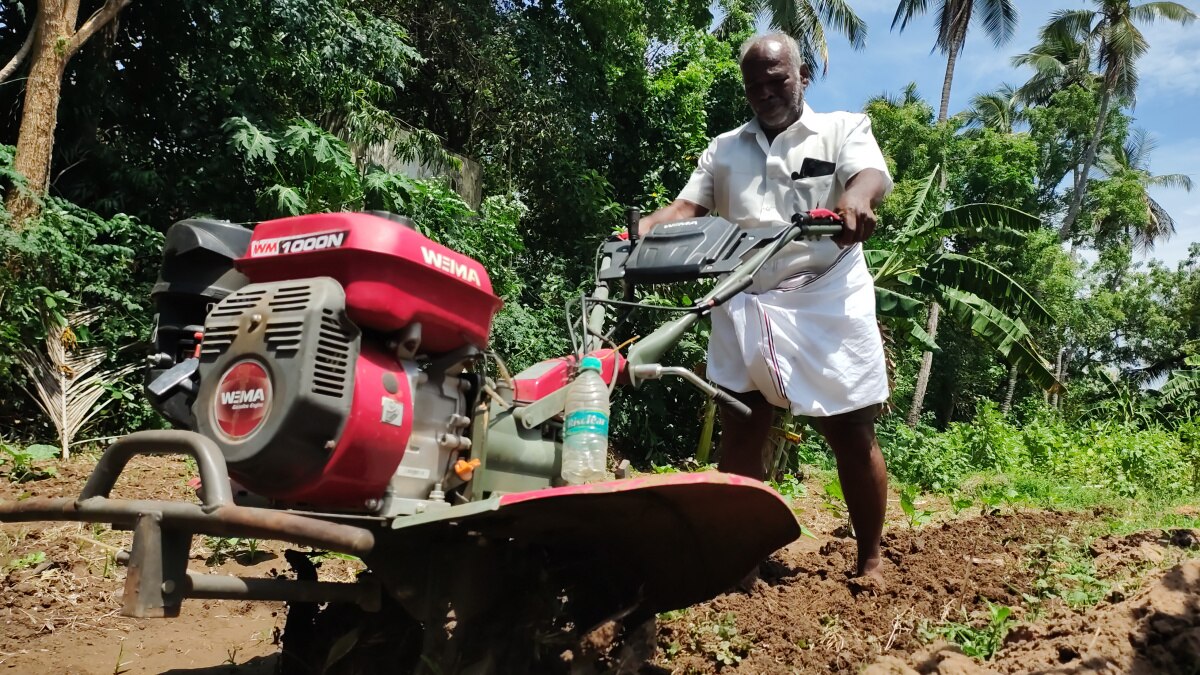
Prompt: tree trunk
<box><xmin>906</xmin><ymin>302</ymin><xmax>941</xmax><ymax>428</ymax></box>
<box><xmin>1000</xmin><ymin>363</ymin><xmax>1018</xmax><ymax>415</ymax></box>
<box><xmin>1051</xmin><ymin>346</ymin><xmax>1066</xmax><ymax>408</ymax></box>
<box><xmin>1059</xmin><ymin>68</ymin><xmax>1116</xmax><ymax>242</ymax></box>
<box><xmin>937</xmin><ymin>44</ymin><xmax>960</xmax><ymax>123</ymax></box>
<box><xmin>5</xmin><ymin>0</ymin><xmax>133</xmax><ymax>227</ymax></box>
<box><xmin>6</xmin><ymin>1</ymin><xmax>74</xmax><ymax>224</ymax></box>
<box><xmin>911</xmin><ymin>35</ymin><xmax>963</xmax><ymax>429</ymax></box>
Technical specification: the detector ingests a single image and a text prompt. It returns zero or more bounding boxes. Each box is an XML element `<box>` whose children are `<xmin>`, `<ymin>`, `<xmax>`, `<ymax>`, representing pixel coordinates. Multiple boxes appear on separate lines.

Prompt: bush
<box><xmin>874</xmin><ymin>400</ymin><xmax>1193</xmax><ymax>500</ymax></box>
<box><xmin>1</xmin><ymin>149</ymin><xmax>164</xmax><ymax>443</ymax></box>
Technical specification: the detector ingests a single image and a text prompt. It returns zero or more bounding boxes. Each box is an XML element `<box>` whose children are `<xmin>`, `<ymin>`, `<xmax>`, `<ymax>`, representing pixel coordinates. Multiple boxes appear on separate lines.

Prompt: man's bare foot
<box><xmin>858</xmin><ymin>556</ymin><xmax>884</xmax><ymax>579</ymax></box>
<box><xmin>847</xmin><ymin>557</ymin><xmax>887</xmax><ymax>596</ymax></box>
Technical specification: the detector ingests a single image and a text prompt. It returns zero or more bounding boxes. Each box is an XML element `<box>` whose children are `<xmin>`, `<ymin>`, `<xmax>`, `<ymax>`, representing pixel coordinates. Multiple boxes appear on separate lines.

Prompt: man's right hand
<box><xmin>635</xmin><ymin>199</ymin><xmax>709</xmax><ymax>237</ymax></box>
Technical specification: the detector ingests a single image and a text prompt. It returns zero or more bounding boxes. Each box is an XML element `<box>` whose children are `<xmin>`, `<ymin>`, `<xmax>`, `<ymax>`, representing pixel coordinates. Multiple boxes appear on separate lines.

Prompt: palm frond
<box><xmin>1148</xmin><ymin>173</ymin><xmax>1194</xmax><ymax>191</ymax></box>
<box><xmin>763</xmin><ymin>0</ymin><xmax>865</xmax><ymax>73</ymax></box>
<box><xmin>891</xmin><ymin>0</ymin><xmax>933</xmax><ymax>32</ymax></box>
<box><xmin>18</xmin><ymin>309</ymin><xmax>136</xmax><ymax>458</ymax></box>
<box><xmin>1128</xmin><ymin>1</ymin><xmax>1198</xmax><ymax>26</ymax></box>
<box><xmin>1041</xmin><ymin>9</ymin><xmax>1096</xmax><ymax>45</ymax></box>
<box><xmin>975</xmin><ymin>0</ymin><xmax>1018</xmax><ymax>48</ymax></box>
<box><xmin>1123</xmin><ymin>127</ymin><xmax>1156</xmax><ymax>170</ymax></box>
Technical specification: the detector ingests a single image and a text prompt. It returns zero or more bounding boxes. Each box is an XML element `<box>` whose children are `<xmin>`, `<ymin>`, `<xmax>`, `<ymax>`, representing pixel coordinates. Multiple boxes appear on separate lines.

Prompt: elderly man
<box><xmin>638</xmin><ymin>32</ymin><xmax>892</xmax><ymax>580</ymax></box>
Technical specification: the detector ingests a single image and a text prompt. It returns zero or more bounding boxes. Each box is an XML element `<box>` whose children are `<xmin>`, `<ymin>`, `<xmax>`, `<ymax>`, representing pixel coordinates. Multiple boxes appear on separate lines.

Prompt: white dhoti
<box><xmin>706</xmin><ymin>244</ymin><xmax>890</xmax><ymax>417</ymax></box>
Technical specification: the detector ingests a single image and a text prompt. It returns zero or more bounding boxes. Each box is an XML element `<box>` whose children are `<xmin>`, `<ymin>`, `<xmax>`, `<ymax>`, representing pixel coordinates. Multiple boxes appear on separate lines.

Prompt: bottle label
<box><xmin>564</xmin><ymin>410</ymin><xmax>609</xmax><ymax>436</ymax></box>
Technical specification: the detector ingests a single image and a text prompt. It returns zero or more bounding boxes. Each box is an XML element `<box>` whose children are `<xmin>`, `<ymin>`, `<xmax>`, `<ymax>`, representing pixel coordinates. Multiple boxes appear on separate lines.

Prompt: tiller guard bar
<box><xmin>0</xmin><ymin>431</ymin><xmax>380</xmax><ymax>618</ymax></box>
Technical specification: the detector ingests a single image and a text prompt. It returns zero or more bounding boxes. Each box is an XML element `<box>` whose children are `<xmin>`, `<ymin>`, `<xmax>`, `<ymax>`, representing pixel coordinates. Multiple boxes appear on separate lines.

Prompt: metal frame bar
<box><xmin>0</xmin><ymin>431</ymin><xmax>380</xmax><ymax>617</ymax></box>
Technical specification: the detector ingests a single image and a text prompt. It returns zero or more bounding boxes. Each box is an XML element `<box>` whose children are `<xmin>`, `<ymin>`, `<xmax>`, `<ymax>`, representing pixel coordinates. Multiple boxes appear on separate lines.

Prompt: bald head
<box><xmin>738</xmin><ymin>33</ymin><xmax>811</xmax><ymax>135</ymax></box>
<box><xmin>738</xmin><ymin>33</ymin><xmax>804</xmax><ymax>73</ymax></box>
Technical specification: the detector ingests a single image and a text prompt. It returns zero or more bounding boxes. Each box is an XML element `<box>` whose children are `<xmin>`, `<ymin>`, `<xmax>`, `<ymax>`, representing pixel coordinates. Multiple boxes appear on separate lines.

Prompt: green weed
<box><xmin>699</xmin><ymin>612</ymin><xmax>752</xmax><ymax>667</ymax></box>
<box><xmin>900</xmin><ymin>485</ymin><xmax>936</xmax><ymax>528</ymax></box>
<box><xmin>1025</xmin><ymin>536</ymin><xmax>1110</xmax><ymax>609</ymax></box>
<box><xmin>5</xmin><ymin>550</ymin><xmax>46</xmax><ymax>571</ymax></box>
<box><xmin>0</xmin><ymin>443</ymin><xmax>58</xmax><ymax>483</ymax></box>
<box><xmin>768</xmin><ymin>473</ymin><xmax>807</xmax><ymax>501</ymax></box>
<box><xmin>204</xmin><ymin>536</ymin><xmax>262</xmax><ymax>566</ymax></box>
<box><xmin>921</xmin><ymin>601</ymin><xmax>1014</xmax><ymax>660</ymax></box>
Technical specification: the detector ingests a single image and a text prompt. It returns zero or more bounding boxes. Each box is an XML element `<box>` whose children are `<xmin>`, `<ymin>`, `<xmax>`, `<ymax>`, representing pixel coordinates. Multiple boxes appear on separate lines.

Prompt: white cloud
<box><xmin>1139</xmin><ymin>20</ymin><xmax>1200</xmax><ymax>101</ymax></box>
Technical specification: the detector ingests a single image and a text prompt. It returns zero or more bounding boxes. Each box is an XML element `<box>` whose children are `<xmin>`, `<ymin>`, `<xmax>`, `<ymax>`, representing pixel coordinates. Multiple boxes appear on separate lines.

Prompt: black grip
<box><xmin>713</xmin><ymin>389</ymin><xmax>752</xmax><ymax>418</ymax></box>
<box><xmin>625</xmin><ymin>207</ymin><xmax>641</xmax><ymax>247</ymax></box>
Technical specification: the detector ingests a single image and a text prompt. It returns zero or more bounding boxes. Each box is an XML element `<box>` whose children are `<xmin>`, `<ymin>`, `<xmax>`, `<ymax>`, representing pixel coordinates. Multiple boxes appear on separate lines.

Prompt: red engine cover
<box><xmin>271</xmin><ymin>342</ymin><xmax>413</xmax><ymax>507</ymax></box>
<box><xmin>237</xmin><ymin>212</ymin><xmax>503</xmax><ymax>353</ymax></box>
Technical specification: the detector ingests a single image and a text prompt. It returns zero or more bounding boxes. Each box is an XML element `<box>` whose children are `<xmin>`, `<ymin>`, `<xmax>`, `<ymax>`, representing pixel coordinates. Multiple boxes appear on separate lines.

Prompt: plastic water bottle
<box><xmin>561</xmin><ymin>355</ymin><xmax>610</xmax><ymax>484</ymax></box>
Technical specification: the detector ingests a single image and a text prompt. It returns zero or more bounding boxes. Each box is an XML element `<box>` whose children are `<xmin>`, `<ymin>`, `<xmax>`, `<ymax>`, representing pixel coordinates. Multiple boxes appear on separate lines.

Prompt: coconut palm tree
<box><xmin>1046</xmin><ymin>1</ymin><xmax>1196</xmax><ymax>243</ymax></box>
<box><xmin>961</xmin><ymin>83</ymin><xmax>1025</xmax><ymax>133</ymax></box>
<box><xmin>891</xmin><ymin>0</ymin><xmax>1019</xmax><ymax>122</ymax></box>
<box><xmin>717</xmin><ymin>0</ymin><xmax>868</xmax><ymax>74</ymax></box>
<box><xmin>1093</xmin><ymin>127</ymin><xmax>1194</xmax><ymax>250</ymax></box>
<box><xmin>1011</xmin><ymin>30</ymin><xmax>1095</xmax><ymax>105</ymax></box>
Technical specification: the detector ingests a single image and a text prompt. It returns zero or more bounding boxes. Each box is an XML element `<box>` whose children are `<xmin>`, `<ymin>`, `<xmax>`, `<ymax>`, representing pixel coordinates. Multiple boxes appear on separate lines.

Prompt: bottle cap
<box><xmin>579</xmin><ymin>355</ymin><xmax>603</xmax><ymax>371</ymax></box>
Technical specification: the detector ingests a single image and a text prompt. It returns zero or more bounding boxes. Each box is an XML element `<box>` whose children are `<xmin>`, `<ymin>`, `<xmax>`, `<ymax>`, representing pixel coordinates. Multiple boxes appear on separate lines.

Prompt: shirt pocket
<box><xmin>791</xmin><ymin>173</ymin><xmax>835</xmax><ymax>212</ymax></box>
<box><xmin>716</xmin><ymin>169</ymin><xmax>764</xmax><ymax>223</ymax></box>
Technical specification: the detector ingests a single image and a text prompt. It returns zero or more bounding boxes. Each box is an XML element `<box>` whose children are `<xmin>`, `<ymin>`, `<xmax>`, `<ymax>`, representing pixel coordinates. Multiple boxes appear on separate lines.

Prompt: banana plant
<box><xmin>1160</xmin><ymin>354</ymin><xmax>1200</xmax><ymax>417</ymax></box>
<box><xmin>868</xmin><ymin>168</ymin><xmax>1063</xmax><ymax>393</ymax></box>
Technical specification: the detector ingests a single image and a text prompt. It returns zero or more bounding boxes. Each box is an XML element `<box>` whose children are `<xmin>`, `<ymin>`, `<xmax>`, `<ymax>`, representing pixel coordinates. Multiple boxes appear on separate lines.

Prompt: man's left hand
<box><xmin>833</xmin><ymin>191</ymin><xmax>877</xmax><ymax>248</ymax></box>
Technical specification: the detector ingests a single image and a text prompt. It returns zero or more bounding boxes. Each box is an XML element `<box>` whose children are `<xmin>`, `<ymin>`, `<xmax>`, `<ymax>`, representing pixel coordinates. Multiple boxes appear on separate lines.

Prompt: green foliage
<box><xmin>921</xmin><ymin>601</ymin><xmax>1015</xmax><ymax>660</ymax></box>
<box><xmin>203</xmin><ymin>536</ymin><xmax>262</xmax><ymax>566</ymax></box>
<box><xmin>5</xmin><ymin>551</ymin><xmax>47</xmax><ymax>572</ymax></box>
<box><xmin>768</xmin><ymin>473</ymin><xmax>807</xmax><ymax>501</ymax></box>
<box><xmin>868</xmin><ymin>168</ymin><xmax>1060</xmax><ymax>392</ymax></box>
<box><xmin>0</xmin><ymin>442</ymin><xmax>58</xmax><ymax>483</ymax></box>
<box><xmin>878</xmin><ymin>402</ymin><xmax>1194</xmax><ymax>500</ymax></box>
<box><xmin>696</xmin><ymin>612</ymin><xmax>752</xmax><ymax>667</ymax></box>
<box><xmin>899</xmin><ymin>484</ymin><xmax>936</xmax><ymax>528</ymax></box>
<box><xmin>1026</xmin><ymin>536</ymin><xmax>1110</xmax><ymax>609</ymax></box>
<box><xmin>0</xmin><ymin>147</ymin><xmax>163</xmax><ymax>442</ymax></box>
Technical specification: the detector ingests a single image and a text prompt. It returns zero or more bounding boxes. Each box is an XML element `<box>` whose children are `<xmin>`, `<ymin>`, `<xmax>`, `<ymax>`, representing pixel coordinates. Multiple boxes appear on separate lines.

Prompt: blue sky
<box><xmin>798</xmin><ymin>0</ymin><xmax>1198</xmax><ymax>268</ymax></box>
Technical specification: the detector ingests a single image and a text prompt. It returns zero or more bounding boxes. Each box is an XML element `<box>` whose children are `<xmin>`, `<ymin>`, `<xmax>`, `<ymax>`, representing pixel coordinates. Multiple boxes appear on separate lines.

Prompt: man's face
<box><xmin>740</xmin><ymin>42</ymin><xmax>809</xmax><ymax>132</ymax></box>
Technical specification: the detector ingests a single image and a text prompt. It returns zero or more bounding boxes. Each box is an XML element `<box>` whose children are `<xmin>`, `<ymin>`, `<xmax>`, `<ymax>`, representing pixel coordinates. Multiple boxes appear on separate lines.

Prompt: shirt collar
<box><xmin>740</xmin><ymin>102</ymin><xmax>821</xmax><ymax>142</ymax></box>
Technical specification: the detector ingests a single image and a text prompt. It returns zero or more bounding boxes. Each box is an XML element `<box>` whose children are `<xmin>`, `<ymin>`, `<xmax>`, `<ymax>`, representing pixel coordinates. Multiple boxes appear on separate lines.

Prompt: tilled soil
<box><xmin>1</xmin><ymin>455</ymin><xmax>1198</xmax><ymax>674</ymax></box>
<box><xmin>867</xmin><ymin>556</ymin><xmax>1200</xmax><ymax>674</ymax></box>
<box><xmin>653</xmin><ymin>510</ymin><xmax>1076</xmax><ymax>673</ymax></box>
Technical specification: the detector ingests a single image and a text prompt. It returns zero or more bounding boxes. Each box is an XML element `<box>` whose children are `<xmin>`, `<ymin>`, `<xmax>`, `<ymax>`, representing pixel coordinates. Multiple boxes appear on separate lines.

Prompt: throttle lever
<box><xmin>630</xmin><ymin>364</ymin><xmax>752</xmax><ymax>418</ymax></box>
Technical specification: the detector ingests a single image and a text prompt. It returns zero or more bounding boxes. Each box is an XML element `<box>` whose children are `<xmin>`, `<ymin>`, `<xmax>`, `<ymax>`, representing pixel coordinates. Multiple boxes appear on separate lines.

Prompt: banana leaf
<box><xmin>937</xmin><ymin>288</ymin><xmax>1063</xmax><ymax>393</ymax></box>
<box><xmin>926</xmin><ymin>253</ymin><xmax>1056</xmax><ymax>326</ymax></box>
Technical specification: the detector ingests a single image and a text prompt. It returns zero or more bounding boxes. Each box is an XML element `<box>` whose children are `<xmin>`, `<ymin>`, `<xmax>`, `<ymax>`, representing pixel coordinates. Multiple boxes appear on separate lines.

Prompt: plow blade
<box><xmin>376</xmin><ymin>472</ymin><xmax>800</xmax><ymax>617</ymax></box>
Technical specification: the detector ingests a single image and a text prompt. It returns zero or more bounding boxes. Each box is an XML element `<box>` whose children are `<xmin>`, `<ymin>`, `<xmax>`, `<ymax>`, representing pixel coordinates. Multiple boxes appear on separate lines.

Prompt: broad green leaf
<box><xmin>942</xmin><ymin>203</ymin><xmax>1041</xmax><ymax>234</ymax></box>
<box><xmin>926</xmin><ymin>253</ymin><xmax>1056</xmax><ymax>326</ymax></box>
<box><xmin>24</xmin><ymin>444</ymin><xmax>59</xmax><ymax>461</ymax></box>
<box><xmin>262</xmin><ymin>185</ymin><xmax>307</xmax><ymax>217</ymax></box>
<box><xmin>224</xmin><ymin>116</ymin><xmax>277</xmax><ymax>164</ymax></box>
<box><xmin>907</xmin><ymin>317</ymin><xmax>940</xmax><ymax>352</ymax></box>
<box><xmin>938</xmin><ymin>288</ymin><xmax>1063</xmax><ymax>393</ymax></box>
<box><xmin>874</xmin><ymin>287</ymin><xmax>924</xmax><ymax>318</ymax></box>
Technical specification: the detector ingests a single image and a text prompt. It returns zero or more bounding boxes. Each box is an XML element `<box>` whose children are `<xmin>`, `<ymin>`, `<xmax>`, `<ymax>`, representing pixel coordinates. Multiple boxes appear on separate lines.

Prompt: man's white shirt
<box><xmin>674</xmin><ymin>103</ymin><xmax>894</xmax><ymax>416</ymax></box>
<box><xmin>678</xmin><ymin>102</ymin><xmax>893</xmax><ymax>291</ymax></box>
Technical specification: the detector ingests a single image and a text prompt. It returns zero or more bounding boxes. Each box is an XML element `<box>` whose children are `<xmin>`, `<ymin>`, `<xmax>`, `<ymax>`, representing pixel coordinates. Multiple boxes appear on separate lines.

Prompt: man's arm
<box><xmin>637</xmin><ymin>199</ymin><xmax>710</xmax><ymax>236</ymax></box>
<box><xmin>833</xmin><ymin>168</ymin><xmax>888</xmax><ymax>248</ymax></box>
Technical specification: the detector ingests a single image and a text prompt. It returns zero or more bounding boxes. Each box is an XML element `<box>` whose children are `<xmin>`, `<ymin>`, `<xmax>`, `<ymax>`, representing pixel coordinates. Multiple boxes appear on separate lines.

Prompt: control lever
<box><xmin>625</xmin><ymin>207</ymin><xmax>641</xmax><ymax>249</ymax></box>
<box><xmin>631</xmin><ymin>364</ymin><xmax>752</xmax><ymax>418</ymax></box>
<box><xmin>146</xmin><ymin>357</ymin><xmax>199</xmax><ymax>400</ymax></box>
